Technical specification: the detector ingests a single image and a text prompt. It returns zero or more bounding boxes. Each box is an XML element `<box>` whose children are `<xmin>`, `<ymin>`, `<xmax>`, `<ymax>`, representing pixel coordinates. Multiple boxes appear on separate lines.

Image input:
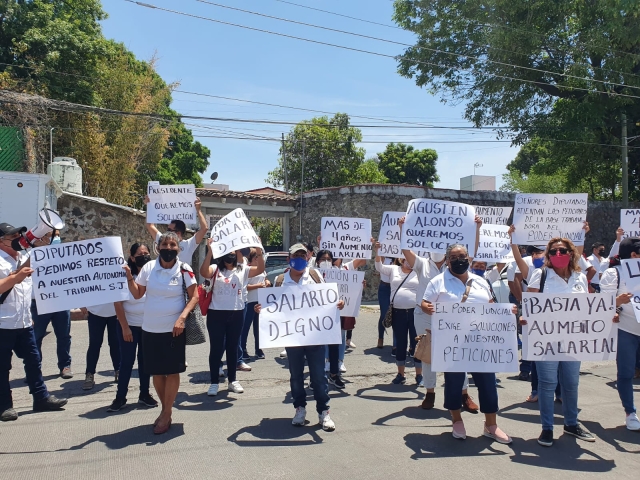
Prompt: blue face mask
<box><xmin>533</xmin><ymin>257</ymin><xmax>545</xmax><ymax>268</ymax></box>
<box><xmin>289</xmin><ymin>257</ymin><xmax>308</xmax><ymax>271</ymax></box>
<box><xmin>50</xmin><ymin>236</ymin><xmax>61</xmax><ymax>245</ymax></box>
<box><xmin>471</xmin><ymin>268</ymin><xmax>485</xmax><ymax>277</ymax></box>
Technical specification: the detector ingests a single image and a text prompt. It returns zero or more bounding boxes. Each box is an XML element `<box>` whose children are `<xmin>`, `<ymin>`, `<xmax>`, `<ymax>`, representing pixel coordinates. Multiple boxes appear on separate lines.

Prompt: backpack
<box><xmin>275</xmin><ymin>268</ymin><xmax>323</xmax><ymax>287</ymax></box>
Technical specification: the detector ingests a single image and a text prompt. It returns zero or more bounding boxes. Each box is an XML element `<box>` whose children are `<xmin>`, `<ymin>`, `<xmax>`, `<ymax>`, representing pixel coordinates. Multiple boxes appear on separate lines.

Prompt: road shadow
<box><xmin>57</xmin><ymin>378</ymin><xmax>114</xmax><ymax>397</ymax></box>
<box><xmin>509</xmin><ymin>437</ymin><xmax>616</xmax><ymax>472</ymax></box>
<box><xmin>227</xmin><ymin>417</ymin><xmax>324</xmax><ymax>446</ymax></box>
<box><xmin>187</xmin><ymin>370</ymin><xmax>211</xmax><ymax>384</ymax></box>
<box><xmin>355</xmin><ymin>384</ymin><xmax>422</xmax><ymax>402</ymax></box>
<box><xmin>273</xmin><ymin>357</ymin><xmax>290</xmax><ymax>370</ymax></box>
<box><xmin>374</xmin><ymin>405</ymin><xmax>450</xmax><ymax>427</ymax></box>
<box><xmin>580</xmin><ymin>420</ymin><xmax>640</xmax><ymax>454</ymax></box>
<box><xmin>404</xmin><ymin>431</ymin><xmax>510</xmax><ymax>459</ymax></box>
<box><xmin>499</xmin><ymin>400</ymin><xmax>571</xmax><ymax>426</ymax></box>
<box><xmin>363</xmin><ymin>347</ymin><xmax>396</xmax><ymax>365</ymax></box>
<box><xmin>175</xmin><ymin>391</ymin><xmax>236</xmax><ymax>412</ymax></box>
<box><xmin>78</xmin><ymin>402</ymin><xmax>157</xmax><ymax>420</ymax></box>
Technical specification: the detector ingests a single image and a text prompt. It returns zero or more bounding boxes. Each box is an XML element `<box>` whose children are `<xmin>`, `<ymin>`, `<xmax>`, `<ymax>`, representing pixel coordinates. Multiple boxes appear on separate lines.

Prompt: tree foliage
<box><xmin>393</xmin><ymin>0</ymin><xmax>640</xmax><ymax>199</ymax></box>
<box><xmin>376</xmin><ymin>143</ymin><xmax>439</xmax><ymax>186</ymax></box>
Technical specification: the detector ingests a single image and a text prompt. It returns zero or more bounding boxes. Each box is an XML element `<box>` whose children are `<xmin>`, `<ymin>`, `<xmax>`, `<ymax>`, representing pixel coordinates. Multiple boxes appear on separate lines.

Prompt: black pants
<box><xmin>207</xmin><ymin>310</ymin><xmax>243</xmax><ymax>384</ymax></box>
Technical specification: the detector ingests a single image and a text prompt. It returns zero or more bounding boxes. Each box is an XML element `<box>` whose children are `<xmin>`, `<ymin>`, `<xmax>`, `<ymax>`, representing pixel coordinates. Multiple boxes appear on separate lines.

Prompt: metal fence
<box><xmin>0</xmin><ymin>127</ymin><xmax>24</xmax><ymax>172</ymax></box>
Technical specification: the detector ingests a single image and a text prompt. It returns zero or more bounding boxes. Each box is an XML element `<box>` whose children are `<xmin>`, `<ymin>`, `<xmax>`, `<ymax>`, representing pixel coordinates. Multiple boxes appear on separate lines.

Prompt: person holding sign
<box><xmin>255</xmin><ymin>243</ymin><xmax>345</xmax><ymax>431</ymax></box>
<box><xmin>600</xmin><ymin>237</ymin><xmax>640</xmax><ymax>431</ymax></box>
<box><xmin>421</xmin><ymin>244</ymin><xmax>513</xmax><ymax>444</ymax></box>
<box><xmin>124</xmin><ymin>232</ymin><xmax>199</xmax><ymax>435</ymax></box>
<box><xmin>199</xmin><ymin>239</ymin><xmax>265</xmax><ymax>397</ymax></box>
<box><xmin>587</xmin><ymin>227</ymin><xmax>623</xmax><ymax>293</ymax></box>
<box><xmin>144</xmin><ymin>196</ymin><xmax>208</xmax><ymax>265</ymax></box>
<box><xmin>523</xmin><ymin>236</ymin><xmax>597</xmax><ymax>447</ymax></box>
<box><xmin>242</xmin><ymin>248</ymin><xmax>270</xmax><ymax>361</ymax></box>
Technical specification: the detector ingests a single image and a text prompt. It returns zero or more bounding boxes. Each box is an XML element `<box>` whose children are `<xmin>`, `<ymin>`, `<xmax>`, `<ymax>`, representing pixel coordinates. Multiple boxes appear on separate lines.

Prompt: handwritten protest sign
<box><xmin>619</xmin><ymin>259</ymin><xmax>640</xmax><ymax>322</ymax></box>
<box><xmin>146</xmin><ymin>183</ymin><xmax>197</xmax><ymax>225</ymax></box>
<box><xmin>401</xmin><ymin>199</ymin><xmax>477</xmax><ymax>256</ymax></box>
<box><xmin>430</xmin><ymin>302</ymin><xmax>518</xmax><ymax>373</ymax></box>
<box><xmin>210</xmin><ymin>208</ymin><xmax>262</xmax><ymax>259</ymax></box>
<box><xmin>377</xmin><ymin>212</ymin><xmax>404</xmax><ymax>258</ymax></box>
<box><xmin>258</xmin><ymin>283</ymin><xmax>341</xmax><ymax>348</ymax></box>
<box><xmin>522</xmin><ymin>292</ymin><xmax>617</xmax><ymax>361</ymax></box>
<box><xmin>512</xmin><ymin>193</ymin><xmax>588</xmax><ymax>246</ymax></box>
<box><xmin>32</xmin><ymin>237</ymin><xmax>129</xmax><ymax>314</ymax></box>
<box><xmin>475</xmin><ymin>206</ymin><xmax>512</xmax><ymax>226</ymax></box>
<box><xmin>475</xmin><ymin>225</ymin><xmax>514</xmax><ymax>263</ymax></box>
<box><xmin>319</xmin><ymin>268</ymin><xmax>365</xmax><ymax>317</ymax></box>
<box><xmin>620</xmin><ymin>209</ymin><xmax>640</xmax><ymax>239</ymax></box>
<box><xmin>320</xmin><ymin>217</ymin><xmax>372</xmax><ymax>259</ymax></box>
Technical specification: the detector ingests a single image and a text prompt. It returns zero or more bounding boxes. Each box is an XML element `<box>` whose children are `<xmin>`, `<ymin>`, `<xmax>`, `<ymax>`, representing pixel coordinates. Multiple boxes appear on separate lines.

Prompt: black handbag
<box><xmin>180</xmin><ymin>264</ymin><xmax>207</xmax><ymax>345</ymax></box>
<box><xmin>382</xmin><ymin>271</ymin><xmax>412</xmax><ymax>328</ymax></box>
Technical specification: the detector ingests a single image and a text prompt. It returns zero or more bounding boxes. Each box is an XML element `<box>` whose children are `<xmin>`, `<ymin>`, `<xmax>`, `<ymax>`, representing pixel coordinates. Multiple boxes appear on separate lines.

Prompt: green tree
<box><xmin>354</xmin><ymin>158</ymin><xmax>388</xmax><ymax>184</ymax></box>
<box><xmin>376</xmin><ymin>143</ymin><xmax>439</xmax><ymax>186</ymax></box>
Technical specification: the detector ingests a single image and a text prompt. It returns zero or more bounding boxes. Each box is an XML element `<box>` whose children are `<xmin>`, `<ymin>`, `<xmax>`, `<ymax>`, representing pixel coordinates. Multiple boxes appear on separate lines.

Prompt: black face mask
<box><xmin>598</xmin><ymin>250</ymin><xmax>605</xmax><ymax>256</ymax></box>
<box><xmin>158</xmin><ymin>249</ymin><xmax>178</xmax><ymax>263</ymax></box>
<box><xmin>224</xmin><ymin>253</ymin><xmax>236</xmax><ymax>264</ymax></box>
<box><xmin>135</xmin><ymin>254</ymin><xmax>151</xmax><ymax>268</ymax></box>
<box><xmin>450</xmin><ymin>258</ymin><xmax>470</xmax><ymax>275</ymax></box>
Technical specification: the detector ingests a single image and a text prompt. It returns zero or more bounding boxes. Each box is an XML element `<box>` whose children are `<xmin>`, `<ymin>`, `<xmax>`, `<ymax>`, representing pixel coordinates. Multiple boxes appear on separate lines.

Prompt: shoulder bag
<box><xmin>197</xmin><ymin>265</ymin><xmax>218</xmax><ymax>315</ymax></box>
<box><xmin>180</xmin><ymin>263</ymin><xmax>207</xmax><ymax>346</ymax></box>
<box><xmin>382</xmin><ymin>270</ymin><xmax>412</xmax><ymax>328</ymax></box>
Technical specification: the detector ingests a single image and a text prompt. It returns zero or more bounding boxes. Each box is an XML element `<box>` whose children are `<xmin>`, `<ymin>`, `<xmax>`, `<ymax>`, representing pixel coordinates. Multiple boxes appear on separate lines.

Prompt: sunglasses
<box><xmin>549</xmin><ymin>248</ymin><xmax>569</xmax><ymax>255</ymax></box>
<box><xmin>166</xmin><ymin>228</ymin><xmax>177</xmax><ymax>233</ymax></box>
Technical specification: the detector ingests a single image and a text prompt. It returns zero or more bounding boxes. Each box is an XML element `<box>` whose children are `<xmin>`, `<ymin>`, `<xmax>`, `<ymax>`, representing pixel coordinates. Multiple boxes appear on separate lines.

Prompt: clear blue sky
<box><xmin>101</xmin><ymin>0</ymin><xmax>517</xmax><ymax>191</ymax></box>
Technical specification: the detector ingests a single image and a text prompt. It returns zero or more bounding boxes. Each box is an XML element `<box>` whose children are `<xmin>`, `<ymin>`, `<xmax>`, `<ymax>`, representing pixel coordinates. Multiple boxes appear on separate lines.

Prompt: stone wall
<box><xmin>291</xmin><ymin>184</ymin><xmax>640</xmax><ymax>301</ymax></box>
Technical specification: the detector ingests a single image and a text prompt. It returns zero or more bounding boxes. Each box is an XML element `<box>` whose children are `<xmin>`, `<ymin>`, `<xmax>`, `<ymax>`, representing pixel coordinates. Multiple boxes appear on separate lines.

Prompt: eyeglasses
<box><xmin>166</xmin><ymin>228</ymin><xmax>176</xmax><ymax>233</ymax></box>
<box><xmin>549</xmin><ymin>248</ymin><xmax>569</xmax><ymax>255</ymax></box>
<box><xmin>449</xmin><ymin>255</ymin><xmax>468</xmax><ymax>262</ymax></box>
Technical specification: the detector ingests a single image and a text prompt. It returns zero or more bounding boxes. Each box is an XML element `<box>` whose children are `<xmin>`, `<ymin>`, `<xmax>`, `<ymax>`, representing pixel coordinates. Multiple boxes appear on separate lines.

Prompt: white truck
<box><xmin>0</xmin><ymin>171</ymin><xmax>62</xmax><ymax>229</ymax></box>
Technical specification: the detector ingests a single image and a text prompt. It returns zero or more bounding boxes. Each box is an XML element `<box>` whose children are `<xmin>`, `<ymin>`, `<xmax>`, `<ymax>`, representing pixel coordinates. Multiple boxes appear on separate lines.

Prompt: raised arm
<box><xmin>398</xmin><ymin>216</ymin><xmax>418</xmax><ymax>268</ymax></box>
<box><xmin>471</xmin><ymin>215</ymin><xmax>482</xmax><ymax>260</ymax></box>
<box><xmin>576</xmin><ymin>221</ymin><xmax>590</xmax><ymax>256</ymax></box>
<box><xmin>193</xmin><ymin>198</ymin><xmax>208</xmax><ymax>244</ymax></box>
<box><xmin>143</xmin><ymin>195</ymin><xmax>160</xmax><ymax>240</ymax></box>
<box><xmin>123</xmin><ymin>265</ymin><xmax>146</xmax><ymax>300</ymax></box>
<box><xmin>508</xmin><ymin>225</ymin><xmax>529</xmax><ymax>280</ymax></box>
<box><xmin>609</xmin><ymin>227</ymin><xmax>624</xmax><ymax>258</ymax></box>
<box><xmin>248</xmin><ymin>248</ymin><xmax>265</xmax><ymax>278</ymax></box>
<box><xmin>200</xmin><ymin>239</ymin><xmax>215</xmax><ymax>278</ymax></box>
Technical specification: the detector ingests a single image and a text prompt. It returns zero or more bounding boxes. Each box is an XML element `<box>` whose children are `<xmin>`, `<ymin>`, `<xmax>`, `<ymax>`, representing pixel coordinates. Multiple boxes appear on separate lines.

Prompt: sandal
<box><xmin>525</xmin><ymin>394</ymin><xmax>538</xmax><ymax>403</ymax></box>
<box><xmin>153</xmin><ymin>419</ymin><xmax>172</xmax><ymax>435</ymax></box>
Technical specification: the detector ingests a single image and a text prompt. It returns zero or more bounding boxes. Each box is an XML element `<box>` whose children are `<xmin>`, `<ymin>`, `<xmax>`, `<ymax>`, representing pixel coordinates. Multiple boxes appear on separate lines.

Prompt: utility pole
<box><xmin>622</xmin><ymin>113</ymin><xmax>629</xmax><ymax>208</ymax></box>
<box><xmin>282</xmin><ymin>133</ymin><xmax>288</xmax><ymax>193</ymax></box>
<box><xmin>300</xmin><ymin>141</ymin><xmax>305</xmax><ymax>236</ymax></box>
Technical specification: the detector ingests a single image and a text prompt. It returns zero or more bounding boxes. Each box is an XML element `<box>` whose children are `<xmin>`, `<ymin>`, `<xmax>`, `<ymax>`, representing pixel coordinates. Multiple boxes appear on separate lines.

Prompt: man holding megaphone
<box><xmin>0</xmin><ymin>221</ymin><xmax>68</xmax><ymax>421</ymax></box>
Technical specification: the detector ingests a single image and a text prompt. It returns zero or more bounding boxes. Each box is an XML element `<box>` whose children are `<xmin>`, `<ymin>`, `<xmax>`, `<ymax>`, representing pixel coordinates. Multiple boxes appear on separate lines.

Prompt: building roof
<box><xmin>196</xmin><ymin>188</ymin><xmax>297</xmax><ymax>203</ymax></box>
<box><xmin>244</xmin><ymin>187</ymin><xmax>289</xmax><ymax>196</ymax></box>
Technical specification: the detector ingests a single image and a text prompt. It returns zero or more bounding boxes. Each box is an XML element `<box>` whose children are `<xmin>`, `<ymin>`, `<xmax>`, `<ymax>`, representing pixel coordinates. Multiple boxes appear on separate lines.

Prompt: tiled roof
<box><xmin>196</xmin><ymin>188</ymin><xmax>297</xmax><ymax>202</ymax></box>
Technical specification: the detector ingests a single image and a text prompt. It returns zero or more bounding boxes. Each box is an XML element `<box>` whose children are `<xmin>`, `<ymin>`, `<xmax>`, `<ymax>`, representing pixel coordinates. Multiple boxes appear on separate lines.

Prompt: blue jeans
<box><xmin>537</xmin><ymin>360</ymin><xmax>580</xmax><ymax>431</ymax></box>
<box><xmin>31</xmin><ymin>300</ymin><xmax>71</xmax><ymax>371</ymax></box>
<box><xmin>391</xmin><ymin>308</ymin><xmax>421</xmax><ymax>367</ymax></box>
<box><xmin>326</xmin><ymin>329</ymin><xmax>347</xmax><ymax>375</ymax></box>
<box><xmin>238</xmin><ymin>301</ymin><xmax>260</xmax><ymax>363</ymax></box>
<box><xmin>286</xmin><ymin>345</ymin><xmax>329</xmax><ymax>414</ymax></box>
<box><xmin>115</xmin><ymin>323</ymin><xmax>150</xmax><ymax>401</ymax></box>
<box><xmin>378</xmin><ymin>281</ymin><xmax>391</xmax><ymax>339</ymax></box>
<box><xmin>0</xmin><ymin>327</ymin><xmax>49</xmax><ymax>408</ymax></box>
<box><xmin>531</xmin><ymin>362</ymin><xmax>562</xmax><ymax>398</ymax></box>
<box><xmin>444</xmin><ymin>372</ymin><xmax>498</xmax><ymax>413</ymax></box>
<box><xmin>617</xmin><ymin>329</ymin><xmax>640</xmax><ymax>414</ymax></box>
<box><xmin>86</xmin><ymin>313</ymin><xmax>121</xmax><ymax>375</ymax></box>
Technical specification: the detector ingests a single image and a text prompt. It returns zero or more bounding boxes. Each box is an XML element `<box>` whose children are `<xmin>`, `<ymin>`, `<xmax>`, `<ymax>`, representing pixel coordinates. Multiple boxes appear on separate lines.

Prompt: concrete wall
<box><xmin>291</xmin><ymin>184</ymin><xmax>640</xmax><ymax>301</ymax></box>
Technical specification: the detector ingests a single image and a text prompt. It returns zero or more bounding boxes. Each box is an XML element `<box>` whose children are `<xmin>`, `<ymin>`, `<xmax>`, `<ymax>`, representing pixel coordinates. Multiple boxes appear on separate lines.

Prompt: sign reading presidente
<box><xmin>475</xmin><ymin>206</ymin><xmax>512</xmax><ymax>226</ymax></box>
<box><xmin>521</xmin><ymin>292</ymin><xmax>617</xmax><ymax>361</ymax></box>
<box><xmin>431</xmin><ymin>302</ymin><xmax>518</xmax><ymax>373</ymax></box>
<box><xmin>32</xmin><ymin>237</ymin><xmax>129</xmax><ymax>314</ymax></box>
<box><xmin>258</xmin><ymin>283</ymin><xmax>341</xmax><ymax>348</ymax></box>
<box><xmin>210</xmin><ymin>208</ymin><xmax>262</xmax><ymax>259</ymax></box>
<box><xmin>320</xmin><ymin>217</ymin><xmax>372</xmax><ymax>259</ymax></box>
<box><xmin>401</xmin><ymin>199</ymin><xmax>477</xmax><ymax>256</ymax></box>
<box><xmin>146</xmin><ymin>183</ymin><xmax>196</xmax><ymax>225</ymax></box>
<box><xmin>512</xmin><ymin>193</ymin><xmax>588</xmax><ymax>245</ymax></box>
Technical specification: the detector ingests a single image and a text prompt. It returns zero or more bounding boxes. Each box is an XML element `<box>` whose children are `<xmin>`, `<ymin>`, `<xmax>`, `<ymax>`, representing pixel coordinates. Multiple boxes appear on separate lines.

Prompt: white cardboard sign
<box><xmin>146</xmin><ymin>183</ymin><xmax>197</xmax><ymax>225</ymax></box>
<box><xmin>512</xmin><ymin>193</ymin><xmax>588</xmax><ymax>246</ymax></box>
<box><xmin>32</xmin><ymin>237</ymin><xmax>129</xmax><ymax>314</ymax></box>
<box><xmin>210</xmin><ymin>208</ymin><xmax>262</xmax><ymax>259</ymax></box>
<box><xmin>430</xmin><ymin>302</ymin><xmax>519</xmax><ymax>373</ymax></box>
<box><xmin>475</xmin><ymin>206</ymin><xmax>512</xmax><ymax>226</ymax></box>
<box><xmin>522</xmin><ymin>292</ymin><xmax>618</xmax><ymax>361</ymax></box>
<box><xmin>475</xmin><ymin>224</ymin><xmax>514</xmax><ymax>263</ymax></box>
<box><xmin>619</xmin><ymin>259</ymin><xmax>640</xmax><ymax>322</ymax></box>
<box><xmin>620</xmin><ymin>209</ymin><xmax>640</xmax><ymax>239</ymax></box>
<box><xmin>320</xmin><ymin>217</ymin><xmax>372</xmax><ymax>259</ymax></box>
<box><xmin>258</xmin><ymin>283</ymin><xmax>341</xmax><ymax>348</ymax></box>
<box><xmin>401</xmin><ymin>199</ymin><xmax>477</xmax><ymax>256</ymax></box>
<box><xmin>319</xmin><ymin>268</ymin><xmax>365</xmax><ymax>317</ymax></box>
<box><xmin>377</xmin><ymin>211</ymin><xmax>405</xmax><ymax>259</ymax></box>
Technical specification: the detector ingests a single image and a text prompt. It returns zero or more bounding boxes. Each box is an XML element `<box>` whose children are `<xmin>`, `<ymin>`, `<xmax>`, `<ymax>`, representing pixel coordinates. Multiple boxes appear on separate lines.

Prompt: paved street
<box><xmin>1</xmin><ymin>309</ymin><xmax>639</xmax><ymax>479</ymax></box>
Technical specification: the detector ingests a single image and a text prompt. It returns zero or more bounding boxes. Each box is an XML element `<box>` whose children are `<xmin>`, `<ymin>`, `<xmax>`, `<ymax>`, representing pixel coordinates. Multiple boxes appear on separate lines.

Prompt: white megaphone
<box><xmin>15</xmin><ymin>208</ymin><xmax>65</xmax><ymax>250</ymax></box>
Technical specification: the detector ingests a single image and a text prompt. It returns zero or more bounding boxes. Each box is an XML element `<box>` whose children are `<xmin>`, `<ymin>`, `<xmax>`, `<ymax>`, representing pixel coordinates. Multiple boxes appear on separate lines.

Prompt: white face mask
<box><xmin>319</xmin><ymin>260</ymin><xmax>333</xmax><ymax>269</ymax></box>
<box><xmin>430</xmin><ymin>253</ymin><xmax>445</xmax><ymax>263</ymax></box>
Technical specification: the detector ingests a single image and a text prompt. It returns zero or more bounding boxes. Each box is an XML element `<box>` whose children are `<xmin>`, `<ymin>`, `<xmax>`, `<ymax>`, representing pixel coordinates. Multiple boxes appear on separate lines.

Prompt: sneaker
<box><xmin>328</xmin><ymin>375</ymin><xmax>345</xmax><ymax>389</ymax></box>
<box><xmin>462</xmin><ymin>393</ymin><xmax>479</xmax><ymax>413</ymax></box>
<box><xmin>626</xmin><ymin>412</ymin><xmax>640</xmax><ymax>431</ymax></box>
<box><xmin>237</xmin><ymin>362</ymin><xmax>252</xmax><ymax>372</ymax></box>
<box><xmin>292</xmin><ymin>406</ymin><xmax>306</xmax><ymax>426</ymax></box>
<box><xmin>483</xmin><ymin>423</ymin><xmax>512</xmax><ymax>444</ymax></box>
<box><xmin>256</xmin><ymin>350</ymin><xmax>265</xmax><ymax>359</ymax></box>
<box><xmin>82</xmin><ymin>373</ymin><xmax>95</xmax><ymax>390</ymax></box>
<box><xmin>391</xmin><ymin>348</ymin><xmax>396</xmax><ymax>357</ymax></box>
<box><xmin>242</xmin><ymin>352</ymin><xmax>251</xmax><ymax>360</ymax></box>
<box><xmin>538</xmin><ymin>429</ymin><xmax>554</xmax><ymax>447</ymax></box>
<box><xmin>33</xmin><ymin>395</ymin><xmax>68</xmax><ymax>411</ymax></box>
<box><xmin>564</xmin><ymin>423</ymin><xmax>595</xmax><ymax>442</ymax></box>
<box><xmin>416</xmin><ymin>374</ymin><xmax>424</xmax><ymax>387</ymax></box>
<box><xmin>421</xmin><ymin>392</ymin><xmax>436</xmax><ymax>410</ymax></box>
<box><xmin>114</xmin><ymin>370</ymin><xmax>119</xmax><ymax>382</ymax></box>
<box><xmin>280</xmin><ymin>349</ymin><xmax>287</xmax><ymax>358</ymax></box>
<box><xmin>107</xmin><ymin>398</ymin><xmax>127</xmax><ymax>412</ymax></box>
<box><xmin>0</xmin><ymin>407</ymin><xmax>18</xmax><ymax>421</ymax></box>
<box><xmin>347</xmin><ymin>341</ymin><xmax>356</xmax><ymax>348</ymax></box>
<box><xmin>517</xmin><ymin>372</ymin><xmax>531</xmax><ymax>381</ymax></box>
<box><xmin>452</xmin><ymin>421</ymin><xmax>466</xmax><ymax>440</ymax></box>
<box><xmin>218</xmin><ymin>366</ymin><xmax>226</xmax><ymax>378</ymax></box>
<box><xmin>138</xmin><ymin>393</ymin><xmax>158</xmax><ymax>408</ymax></box>
<box><xmin>325</xmin><ymin>361</ymin><xmax>330</xmax><ymax>373</ymax></box>
<box><xmin>339</xmin><ymin>361</ymin><xmax>347</xmax><ymax>373</ymax></box>
<box><xmin>392</xmin><ymin>374</ymin><xmax>406</xmax><ymax>385</ymax></box>
<box><xmin>207</xmin><ymin>384</ymin><xmax>219</xmax><ymax>396</ymax></box>
<box><xmin>60</xmin><ymin>367</ymin><xmax>73</xmax><ymax>379</ymax></box>
<box><xmin>228</xmin><ymin>381</ymin><xmax>244</xmax><ymax>393</ymax></box>
<box><xmin>319</xmin><ymin>410</ymin><xmax>336</xmax><ymax>431</ymax></box>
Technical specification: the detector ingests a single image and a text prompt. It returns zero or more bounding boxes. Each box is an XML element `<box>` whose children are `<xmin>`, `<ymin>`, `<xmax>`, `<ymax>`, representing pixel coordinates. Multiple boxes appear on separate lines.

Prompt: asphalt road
<box><xmin>1</xmin><ymin>308</ymin><xmax>639</xmax><ymax>479</ymax></box>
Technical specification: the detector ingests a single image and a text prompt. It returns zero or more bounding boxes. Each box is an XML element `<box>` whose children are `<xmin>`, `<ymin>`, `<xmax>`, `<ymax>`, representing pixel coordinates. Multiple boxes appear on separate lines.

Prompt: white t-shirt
<box><xmin>587</xmin><ymin>254</ymin><xmax>609</xmax><ymax>285</ymax></box>
<box><xmin>376</xmin><ymin>261</ymin><xmax>419</xmax><ymax>309</ymax></box>
<box><xmin>412</xmin><ymin>255</ymin><xmax>440</xmax><ymax>332</ymax></box>
<box><xmin>283</xmin><ymin>267</ymin><xmax>324</xmax><ymax>286</ymax></box>
<box><xmin>0</xmin><ymin>250</ymin><xmax>32</xmax><ymax>329</ymax></box>
<box><xmin>379</xmin><ymin>258</ymin><xmax>393</xmax><ymax>283</ymax></box>
<box><xmin>423</xmin><ymin>269</ymin><xmax>493</xmax><ymax>304</ymax></box>
<box><xmin>209</xmin><ymin>264</ymin><xmax>251</xmax><ymax>311</ymax></box>
<box><xmin>506</xmin><ymin>261</ymin><xmax>517</xmax><ymax>282</ymax></box>
<box><xmin>246</xmin><ymin>272</ymin><xmax>266</xmax><ymax>303</ymax></box>
<box><xmin>87</xmin><ymin>303</ymin><xmax>116</xmax><ymax>318</ymax></box>
<box><xmin>136</xmin><ymin>259</ymin><xmax>196</xmax><ymax>333</ymax></box>
<box><xmin>527</xmin><ymin>268</ymin><xmax>588</xmax><ymax>294</ymax></box>
<box><xmin>155</xmin><ymin>232</ymin><xmax>198</xmax><ymax>263</ymax></box>
<box><xmin>120</xmin><ymin>274</ymin><xmax>145</xmax><ymax>327</ymax></box>
<box><xmin>484</xmin><ymin>267</ymin><xmax>501</xmax><ymax>285</ymax></box>
<box><xmin>601</xmin><ymin>267</ymin><xmax>640</xmax><ymax>337</ymax></box>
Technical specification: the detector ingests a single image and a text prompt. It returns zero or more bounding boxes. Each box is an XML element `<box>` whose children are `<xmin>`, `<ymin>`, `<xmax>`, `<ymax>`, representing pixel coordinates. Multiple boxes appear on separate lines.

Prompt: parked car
<box><xmin>264</xmin><ymin>252</ymin><xmax>289</xmax><ymax>273</ymax></box>
<box><xmin>266</xmin><ymin>266</ymin><xmax>287</xmax><ymax>286</ymax></box>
